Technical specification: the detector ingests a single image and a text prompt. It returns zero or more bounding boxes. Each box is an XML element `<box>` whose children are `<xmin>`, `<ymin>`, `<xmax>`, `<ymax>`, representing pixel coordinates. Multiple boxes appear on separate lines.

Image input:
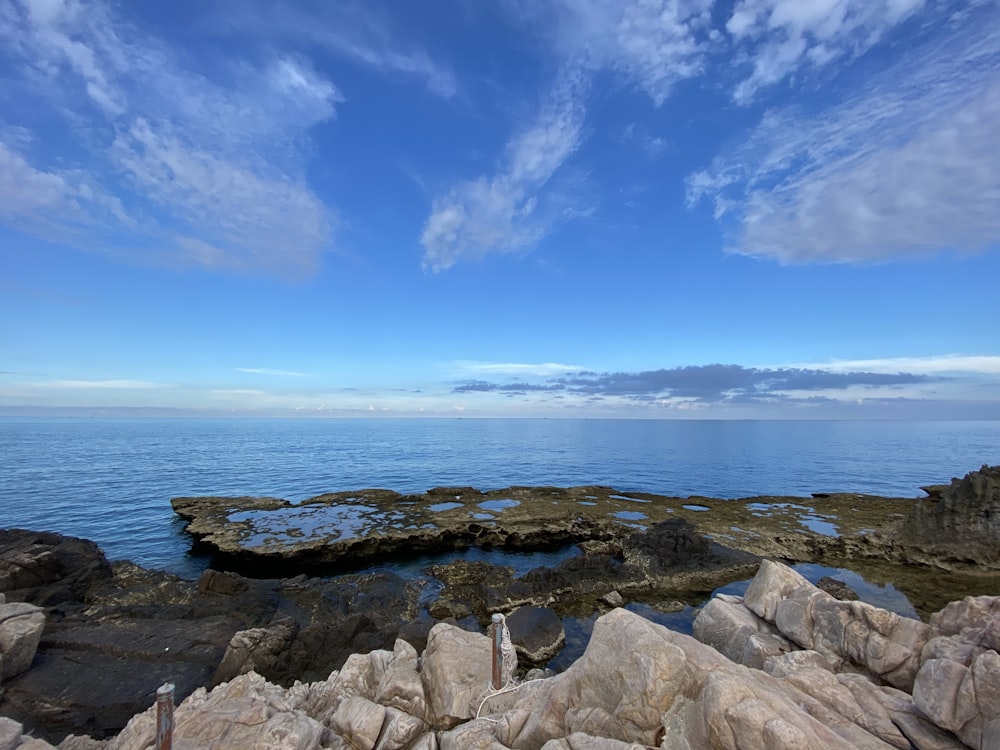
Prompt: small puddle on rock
<box><xmin>478</xmin><ymin>499</ymin><xmax>520</xmax><ymax>512</ymax></box>
<box><xmin>612</xmin><ymin>510</ymin><xmax>648</xmax><ymax>521</ymax></box>
<box><xmin>428</xmin><ymin>501</ymin><xmax>463</xmax><ymax>512</ymax></box>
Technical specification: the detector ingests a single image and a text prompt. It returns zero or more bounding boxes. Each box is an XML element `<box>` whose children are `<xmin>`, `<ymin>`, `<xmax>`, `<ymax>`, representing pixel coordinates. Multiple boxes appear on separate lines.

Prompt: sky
<box><xmin>1</xmin><ymin>0</ymin><xmax>999</xmax><ymax>419</ymax></box>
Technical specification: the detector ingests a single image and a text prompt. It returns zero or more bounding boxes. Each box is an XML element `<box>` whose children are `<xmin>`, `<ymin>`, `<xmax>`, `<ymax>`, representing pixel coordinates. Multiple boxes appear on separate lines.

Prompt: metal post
<box><xmin>491</xmin><ymin>613</ymin><xmax>503</xmax><ymax>690</ymax></box>
<box><xmin>156</xmin><ymin>683</ymin><xmax>175</xmax><ymax>750</ymax></box>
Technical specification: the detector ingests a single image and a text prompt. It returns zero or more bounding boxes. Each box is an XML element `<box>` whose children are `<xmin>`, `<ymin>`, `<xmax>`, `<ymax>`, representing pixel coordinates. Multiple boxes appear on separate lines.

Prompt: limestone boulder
<box><xmin>693</xmin><ymin>595</ymin><xmax>792</xmax><ymax>669</ymax></box>
<box><xmin>106</xmin><ymin>672</ymin><xmax>325</xmax><ymax>750</ymax></box>
<box><xmin>913</xmin><ymin>600</ymin><xmax>1000</xmax><ymax>750</ymax></box>
<box><xmin>0</xmin><ymin>601</ymin><xmax>45</xmax><ymax>679</ymax></box>
<box><xmin>742</xmin><ymin>558</ymin><xmax>812</xmax><ymax>622</ymax></box>
<box><xmin>774</xmin><ymin>582</ymin><xmax>930</xmax><ymax>690</ymax></box>
<box><xmin>1</xmin><ymin>717</ymin><xmax>23</xmax><ymax>750</ymax></box>
<box><xmin>495</xmin><ymin>608</ymin><xmax>889</xmax><ymax>750</ymax></box>
<box><xmin>420</xmin><ymin>623</ymin><xmax>492</xmax><ymax>729</ymax></box>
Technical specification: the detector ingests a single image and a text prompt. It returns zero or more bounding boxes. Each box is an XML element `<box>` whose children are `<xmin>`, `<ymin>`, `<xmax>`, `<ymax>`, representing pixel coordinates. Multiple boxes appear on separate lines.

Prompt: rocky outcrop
<box><xmin>0</xmin><ymin>531</ymin><xmax>112</xmax><ymax>607</ymax></box>
<box><xmin>904</xmin><ymin>465</ymin><xmax>1000</xmax><ymax>567</ymax></box>
<box><xmin>170</xmin><ymin>483</ymin><xmax>920</xmax><ymax>576</ymax></box>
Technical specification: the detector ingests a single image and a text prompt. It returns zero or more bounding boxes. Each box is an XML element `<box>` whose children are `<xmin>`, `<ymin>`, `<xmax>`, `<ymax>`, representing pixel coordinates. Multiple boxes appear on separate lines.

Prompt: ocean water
<box><xmin>1</xmin><ymin>417</ymin><xmax>998</xmax><ymax>579</ymax></box>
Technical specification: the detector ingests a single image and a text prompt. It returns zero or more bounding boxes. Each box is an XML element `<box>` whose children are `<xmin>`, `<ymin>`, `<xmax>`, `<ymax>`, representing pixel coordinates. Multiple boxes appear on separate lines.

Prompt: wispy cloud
<box><xmin>421</xmin><ymin>72</ymin><xmax>588</xmax><ymax>271</ymax></box>
<box><xmin>0</xmin><ymin>0</ymin><xmax>339</xmax><ymax>275</ymax></box>
<box><xmin>450</xmin><ymin>360</ymin><xmax>585</xmax><ymax>377</ymax></box>
<box><xmin>551</xmin><ymin>0</ymin><xmax>714</xmax><ymax>105</ymax></box>
<box><xmin>31</xmin><ymin>379</ymin><xmax>167</xmax><ymax>389</ymax></box>
<box><xmin>725</xmin><ymin>0</ymin><xmax>927</xmax><ymax>104</ymax></box>
<box><xmin>213</xmin><ymin>0</ymin><xmax>457</xmax><ymax>99</ymax></box>
<box><xmin>422</xmin><ymin>0</ymin><xmax>718</xmax><ymax>271</ymax></box>
<box><xmin>779</xmin><ymin>355</ymin><xmax>1000</xmax><ymax>376</ymax></box>
<box><xmin>237</xmin><ymin>368</ymin><xmax>309</xmax><ymax>377</ymax></box>
<box><xmin>687</xmin><ymin>6</ymin><xmax>1000</xmax><ymax>264</ymax></box>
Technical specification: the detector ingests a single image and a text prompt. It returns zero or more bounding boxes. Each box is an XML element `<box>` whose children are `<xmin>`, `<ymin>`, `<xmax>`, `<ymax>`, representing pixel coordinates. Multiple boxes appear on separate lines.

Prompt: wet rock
<box><xmin>171</xmin><ymin>487</ymin><xmax>652</xmax><ymax>574</ymax></box>
<box><xmin>623</xmin><ymin>518</ymin><xmax>711</xmax><ymax>574</ymax></box>
<box><xmin>600</xmin><ymin>591</ymin><xmax>623</xmax><ymax>608</ymax></box>
<box><xmin>505</xmin><ymin>607</ymin><xmax>565</xmax><ymax>666</ymax></box>
<box><xmin>817</xmin><ymin>576</ymin><xmax>860</xmax><ymax>601</ymax></box>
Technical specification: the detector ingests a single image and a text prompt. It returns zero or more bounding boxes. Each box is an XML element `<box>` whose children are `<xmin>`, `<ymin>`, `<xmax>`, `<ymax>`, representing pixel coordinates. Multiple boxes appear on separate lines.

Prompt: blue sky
<box><xmin>2</xmin><ymin>0</ymin><xmax>999</xmax><ymax>418</ymax></box>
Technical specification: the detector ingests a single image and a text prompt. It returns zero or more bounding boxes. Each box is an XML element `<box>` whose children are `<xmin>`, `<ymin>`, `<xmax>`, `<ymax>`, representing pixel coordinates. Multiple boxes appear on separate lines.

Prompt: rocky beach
<box><xmin>1</xmin><ymin>465</ymin><xmax>999</xmax><ymax>749</ymax></box>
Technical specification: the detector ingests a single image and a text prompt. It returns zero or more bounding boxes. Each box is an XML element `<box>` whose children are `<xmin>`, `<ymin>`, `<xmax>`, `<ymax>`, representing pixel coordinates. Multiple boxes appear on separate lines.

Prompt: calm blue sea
<box><xmin>1</xmin><ymin>418</ymin><xmax>998</xmax><ymax>579</ymax></box>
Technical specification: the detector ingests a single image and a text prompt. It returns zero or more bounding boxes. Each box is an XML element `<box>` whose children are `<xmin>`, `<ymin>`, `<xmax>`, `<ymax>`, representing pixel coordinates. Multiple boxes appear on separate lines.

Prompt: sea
<box><xmin>2</xmin><ymin>417</ymin><xmax>998</xmax><ymax>582</ymax></box>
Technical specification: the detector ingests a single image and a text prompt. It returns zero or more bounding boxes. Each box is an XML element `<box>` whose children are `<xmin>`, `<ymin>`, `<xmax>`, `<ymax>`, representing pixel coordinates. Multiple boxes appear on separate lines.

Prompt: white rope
<box><xmin>499</xmin><ymin>614</ymin><xmax>518</xmax><ymax>687</ymax></box>
<box><xmin>474</xmin><ymin>613</ymin><xmax>522</xmax><ymax>721</ymax></box>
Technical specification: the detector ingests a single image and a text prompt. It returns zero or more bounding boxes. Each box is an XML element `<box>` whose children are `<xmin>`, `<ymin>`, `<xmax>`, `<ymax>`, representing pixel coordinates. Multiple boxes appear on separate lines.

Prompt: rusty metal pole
<box><xmin>156</xmin><ymin>682</ymin><xmax>174</xmax><ymax>750</ymax></box>
<box><xmin>491</xmin><ymin>613</ymin><xmax>503</xmax><ymax>690</ymax></box>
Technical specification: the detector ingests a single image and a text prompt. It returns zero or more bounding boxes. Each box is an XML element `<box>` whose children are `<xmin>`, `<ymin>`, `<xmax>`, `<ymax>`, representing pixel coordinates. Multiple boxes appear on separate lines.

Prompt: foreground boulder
<box><xmin>0</xmin><ymin>599</ymin><xmax>45</xmax><ymax>681</ymax></box>
<box><xmin>692</xmin><ymin>559</ymin><xmax>1000</xmax><ymax>748</ymax></box>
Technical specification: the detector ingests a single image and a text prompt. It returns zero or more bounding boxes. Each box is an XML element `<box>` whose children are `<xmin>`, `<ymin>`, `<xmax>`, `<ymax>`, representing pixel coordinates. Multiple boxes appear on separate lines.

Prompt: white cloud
<box><xmin>0</xmin><ymin>1</ymin><xmax>340</xmax><ymax>275</ymax></box>
<box><xmin>237</xmin><ymin>368</ymin><xmax>309</xmax><ymax>377</ymax></box>
<box><xmin>725</xmin><ymin>0</ymin><xmax>927</xmax><ymax>103</ymax></box>
<box><xmin>687</xmin><ymin>9</ymin><xmax>1000</xmax><ymax>264</ymax></box>
<box><xmin>421</xmin><ymin>74</ymin><xmax>586</xmax><ymax>271</ymax></box>
<box><xmin>552</xmin><ymin>0</ymin><xmax>714</xmax><ymax>104</ymax></box>
<box><xmin>110</xmin><ymin>118</ymin><xmax>331</xmax><ymax>274</ymax></box>
<box><xmin>779</xmin><ymin>355</ymin><xmax>1000</xmax><ymax>376</ymax></box>
<box><xmin>451</xmin><ymin>360</ymin><xmax>585</xmax><ymax>377</ymax></box>
<box><xmin>214</xmin><ymin>0</ymin><xmax>457</xmax><ymax>99</ymax></box>
<box><xmin>32</xmin><ymin>379</ymin><xmax>166</xmax><ymax>389</ymax></box>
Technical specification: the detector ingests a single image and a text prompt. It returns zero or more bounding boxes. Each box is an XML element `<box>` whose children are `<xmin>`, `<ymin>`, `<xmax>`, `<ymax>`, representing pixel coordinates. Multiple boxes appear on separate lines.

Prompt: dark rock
<box><xmin>211</xmin><ymin>617</ymin><xmax>300</xmax><ymax>686</ymax></box>
<box><xmin>505</xmin><ymin>606</ymin><xmax>565</xmax><ymax>666</ymax></box>
<box><xmin>817</xmin><ymin>576</ymin><xmax>860</xmax><ymax>601</ymax></box>
<box><xmin>601</xmin><ymin>590</ymin><xmax>625</xmax><ymax>607</ymax></box>
<box><xmin>0</xmin><ymin>530</ymin><xmax>113</xmax><ymax>606</ymax></box>
<box><xmin>0</xmin><ymin>532</ymin><xmax>420</xmax><ymax>743</ymax></box>
<box><xmin>623</xmin><ymin>519</ymin><xmax>712</xmax><ymax>574</ymax></box>
<box><xmin>902</xmin><ymin>465</ymin><xmax>1000</xmax><ymax>566</ymax></box>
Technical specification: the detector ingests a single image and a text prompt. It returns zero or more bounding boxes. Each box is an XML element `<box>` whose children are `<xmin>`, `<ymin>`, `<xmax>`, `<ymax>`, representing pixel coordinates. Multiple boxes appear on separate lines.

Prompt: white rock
<box><xmin>0</xmin><ymin>602</ymin><xmax>46</xmax><ymax>679</ymax></box>
<box><xmin>742</xmin><ymin>559</ymin><xmax>812</xmax><ymax>621</ymax></box>
<box><xmin>330</xmin><ymin>695</ymin><xmax>385</xmax><ymax>750</ymax></box>
<box><xmin>0</xmin><ymin>717</ymin><xmax>23</xmax><ymax>750</ymax></box>
<box><xmin>420</xmin><ymin>624</ymin><xmax>492</xmax><ymax>730</ymax></box>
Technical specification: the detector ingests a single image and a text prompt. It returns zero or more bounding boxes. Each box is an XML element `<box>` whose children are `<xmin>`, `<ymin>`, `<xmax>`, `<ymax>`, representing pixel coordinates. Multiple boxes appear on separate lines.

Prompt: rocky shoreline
<box><xmin>0</xmin><ymin>465</ymin><xmax>998</xmax><ymax>748</ymax></box>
